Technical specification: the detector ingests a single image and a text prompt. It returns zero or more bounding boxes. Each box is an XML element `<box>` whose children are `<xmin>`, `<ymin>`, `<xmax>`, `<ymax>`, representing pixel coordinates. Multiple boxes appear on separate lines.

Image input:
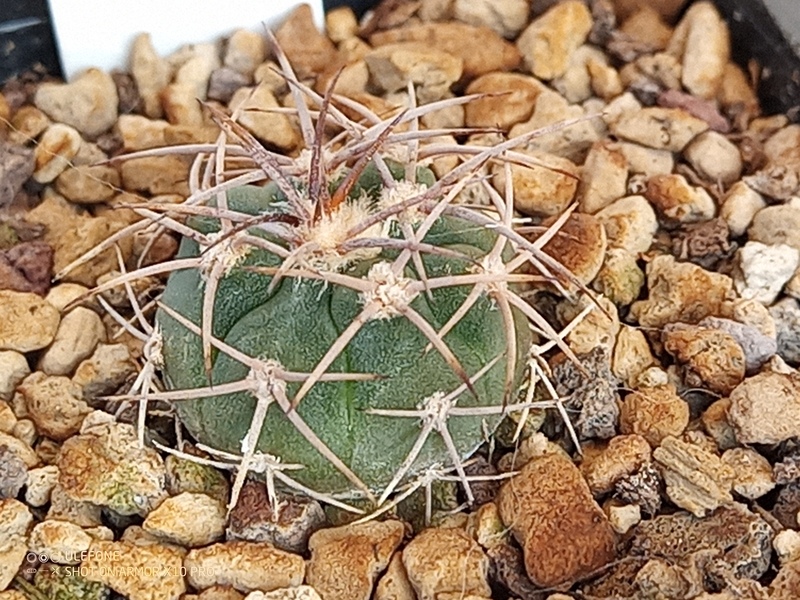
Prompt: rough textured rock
<box><xmin>24</xmin><ymin>465</ymin><xmax>59</xmax><ymax>507</ymax></box>
<box><xmin>224</xmin><ymin>29</ymin><xmax>266</xmax><ymax>76</ymax></box>
<box><xmin>662</xmin><ymin>323</ymin><xmax>746</xmax><ymax>396</ymax></box>
<box><xmin>721</xmin><ymin>447</ymin><xmax>775</xmax><ymax>500</ymax></box>
<box><xmin>365</xmin><ymin>43</ymin><xmax>463</xmax><ymax>102</ymax></box>
<box><xmin>540</xmin><ymin>213</ymin><xmax>607</xmax><ymax>287</ymax></box>
<box><xmin>612</xmin><ymin>325</ymin><xmax>655</xmax><ymax>387</ymax></box>
<box><xmin>307</xmin><ymin>520</ymin><xmax>405</xmax><ymax>600</ymax></box>
<box><xmin>274</xmin><ymin>4</ymin><xmax>338</xmax><ymax>79</ymax></box>
<box><xmin>369</xmin><ymin>22</ymin><xmax>521</xmax><ymax>79</ymax></box>
<box><xmin>164</xmin><ymin>454</ymin><xmax>229</xmax><ymax>505</ymax></box>
<box><xmin>610</xmin><ymin>107</ymin><xmax>709</xmax><ymax>152</ymax></box>
<box><xmin>229</xmin><ymin>84</ymin><xmax>301</xmax><ymax>153</ymax></box>
<box><xmin>464</xmin><ymin>73</ymin><xmax>541</xmax><ymax>130</ymax></box>
<box><xmin>720</xmin><ymin>182</ymin><xmax>766</xmax><ymax>238</ymax></box>
<box><xmin>630</xmin><ymin>503</ymin><xmax>773</xmax><ymax>582</ymax></box>
<box><xmin>614</xmin><ymin>463</ymin><xmax>663</xmax><ymax>517</ymax></box>
<box><xmin>596</xmin><ymin>195</ymin><xmax>658</xmax><ymax>255</ymax></box>
<box><xmin>120</xmin><ymin>155</ymin><xmax>190</xmax><ymax>196</ymax></box>
<box><xmin>227</xmin><ymin>482</ymin><xmax>324</xmax><ymax>553</ymax></box>
<box><xmin>0</xmin><ymin>446</ymin><xmax>26</xmax><ymax>499</ymax></box>
<box><xmin>645</xmin><ymin>173</ymin><xmax>716</xmax><ymax>225</ymax></box>
<box><xmin>57</xmin><ymin>419</ymin><xmax>167</xmax><ymax>516</ymax></box>
<box><xmin>770</xmin><ymin>298</ymin><xmax>800</xmax><ymax>364</ymax></box>
<box><xmin>129</xmin><ymin>33</ymin><xmax>171</xmax><ymax>119</ymax></box>
<box><xmin>654</xmin><ymin>436</ymin><xmax>734</xmax><ymax>517</ymax></box>
<box><xmin>496</xmin><ymin>452</ymin><xmax>617</xmax><ymax>587</ymax></box>
<box><xmin>17</xmin><ymin>372</ymin><xmax>92</xmax><ymax>440</ymax></box>
<box><xmin>728</xmin><ymin>371</ymin><xmax>800</xmax><ymax>444</ymax></box>
<box><xmin>55</xmin><ymin>164</ymin><xmax>120</xmax><ymax>205</ymax></box>
<box><xmin>593</xmin><ymin>249</ymin><xmax>646</xmax><ymax>308</ymax></box>
<box><xmin>34</xmin><ymin>69</ymin><xmax>118</xmax><ymax>137</ymax></box>
<box><xmin>185</xmin><ymin>541</ymin><xmax>305</xmax><ymax>594</ymax></box>
<box><xmin>245</xmin><ymin>587</ymin><xmax>322</xmax><ymax>600</ymax></box>
<box><xmin>143</xmin><ymin>492</ymin><xmax>227</xmax><ymax>547</ymax></box>
<box><xmin>453</xmin><ymin>0</ymin><xmax>529</xmax><ymax>38</ymax></box>
<box><xmin>631</xmin><ymin>255</ymin><xmax>733</xmax><ymax>329</ymax></box>
<box><xmin>748</xmin><ymin>205</ymin><xmax>800</xmax><ymax>251</ymax></box>
<box><xmin>72</xmin><ymin>343</ymin><xmax>137</xmax><ymax>400</ymax></box>
<box><xmin>493</xmin><ymin>150</ymin><xmax>578</xmax><ymax>217</ymax></box>
<box><xmin>620</xmin><ymin>384</ymin><xmax>690</xmax><ymax>448</ymax></box>
<box><xmin>28</xmin><ymin>519</ymin><xmax>92</xmax><ymax>564</ymax></box>
<box><xmin>0</xmin><ymin>290</ymin><xmax>60</xmax><ymax>352</ymax></box>
<box><xmin>0</xmin><ymin>351</ymin><xmax>29</xmax><ymax>401</ymax></box>
<box><xmin>581</xmin><ymin>435</ymin><xmax>652</xmax><ymax>496</ymax></box>
<box><xmin>32</xmin><ymin>123</ymin><xmax>83</xmax><ymax>184</ymax></box>
<box><xmin>735</xmin><ymin>242</ymin><xmax>800</xmax><ymax>305</ymax></box>
<box><xmin>375</xmin><ymin>552</ymin><xmax>415</xmax><ymax>600</ymax></box>
<box><xmin>81</xmin><ymin>540</ymin><xmax>186</xmax><ymax>600</ymax></box>
<box><xmin>516</xmin><ymin>1</ymin><xmax>593</xmax><ymax>80</ymax></box>
<box><xmin>0</xmin><ymin>239</ymin><xmax>53</xmax><ymax>296</ymax></box>
<box><xmin>683</xmin><ymin>131</ymin><xmax>742</xmax><ymax>185</ymax></box>
<box><xmin>0</xmin><ymin>499</ymin><xmax>33</xmax><ymax>591</ymax></box>
<box><xmin>402</xmin><ymin>527</ymin><xmax>491</xmax><ymax>600</ymax></box>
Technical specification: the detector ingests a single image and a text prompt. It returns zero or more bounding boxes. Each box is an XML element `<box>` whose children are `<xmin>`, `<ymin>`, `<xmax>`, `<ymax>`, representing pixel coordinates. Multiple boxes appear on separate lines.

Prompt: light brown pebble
<box><xmin>516</xmin><ymin>1</ymin><xmax>593</xmax><ymax>81</ymax></box>
<box><xmin>9</xmin><ymin>105</ymin><xmax>50</xmax><ymax>143</ymax></box>
<box><xmin>224</xmin><ymin>30</ymin><xmax>266</xmax><ymax>77</ymax></box>
<box><xmin>683</xmin><ymin>131</ymin><xmax>742</xmax><ymax>185</ymax></box>
<box><xmin>496</xmin><ymin>452</ymin><xmax>616</xmax><ymax>588</ymax></box>
<box><xmin>34</xmin><ymin>68</ymin><xmax>118</xmax><ymax>137</ymax></box>
<box><xmin>578</xmin><ymin>140</ymin><xmax>629</xmax><ymax>214</ymax></box>
<box><xmin>38</xmin><ymin>307</ymin><xmax>106</xmax><ymax>377</ymax></box>
<box><xmin>553</xmin><ymin>45</ymin><xmax>608</xmax><ymax>104</ymax></box>
<box><xmin>644</xmin><ymin>173</ymin><xmax>716</xmax><ymax>225</ymax></box>
<box><xmin>773</xmin><ymin>530</ymin><xmax>800</xmax><ymax>566</ymax></box>
<box><xmin>325</xmin><ymin>6</ymin><xmax>358</xmax><ymax>43</ymax></box>
<box><xmin>619</xmin><ymin>6</ymin><xmax>674</xmax><ymax>50</ymax></box>
<box><xmin>0</xmin><ymin>352</ymin><xmax>29</xmax><ymax>402</ymax></box>
<box><xmin>541</xmin><ymin>213</ymin><xmax>607</xmax><ymax>287</ymax></box>
<box><xmin>620</xmin><ymin>384</ymin><xmax>689</xmax><ymax>447</ymax></box>
<box><xmin>129</xmin><ymin>33</ymin><xmax>171</xmax><ymax>119</ymax></box>
<box><xmin>364</xmin><ymin>43</ymin><xmax>463</xmax><ymax>102</ymax></box>
<box><xmin>557</xmin><ymin>295</ymin><xmax>620</xmax><ymax>355</ymax></box>
<box><xmin>369</xmin><ymin>22</ymin><xmax>521</xmax><ymax>79</ymax></box>
<box><xmin>28</xmin><ymin>519</ymin><xmax>91</xmax><ymax>564</ymax></box>
<box><xmin>229</xmin><ymin>84</ymin><xmax>301</xmax><ymax>153</ymax></box>
<box><xmin>24</xmin><ymin>465</ymin><xmax>59</xmax><ymax>507</ymax></box>
<box><xmin>617</xmin><ymin>142</ymin><xmax>674</xmax><ymax>178</ymax></box>
<box><xmin>0</xmin><ymin>498</ymin><xmax>33</xmax><ymax>591</ymax></box>
<box><xmin>275</xmin><ymin>4</ymin><xmax>338</xmax><ymax>79</ymax></box>
<box><xmin>701</xmin><ymin>398</ymin><xmax>738</xmax><ymax>452</ymax></box>
<box><xmin>402</xmin><ymin>527</ymin><xmax>491</xmax><ymax>600</ymax></box>
<box><xmin>453</xmin><ymin>0</ymin><xmax>529</xmax><ymax>39</ymax></box>
<box><xmin>581</xmin><ymin>435</ymin><xmax>652</xmax><ymax>495</ymax></box>
<box><xmin>120</xmin><ymin>155</ymin><xmax>191</xmax><ymax>196</ymax></box>
<box><xmin>0</xmin><ymin>432</ymin><xmax>38</xmax><ymax>469</ymax></box>
<box><xmin>143</xmin><ymin>492</ymin><xmax>227</xmax><ymax>547</ymax></box>
<box><xmin>749</xmin><ymin>205</ymin><xmax>800</xmax><ymax>251</ymax></box>
<box><xmin>630</xmin><ymin>255</ymin><xmax>733</xmax><ymax>329</ymax></box>
<box><xmin>32</xmin><ymin>123</ymin><xmax>83</xmax><ymax>184</ymax></box>
<box><xmin>185</xmin><ymin>541</ymin><xmax>305</xmax><ymax>594</ymax></box>
<box><xmin>375</xmin><ymin>552</ymin><xmax>415</xmax><ymax>600</ymax></box>
<box><xmin>595</xmin><ymin>195</ymin><xmax>658</xmax><ymax>255</ymax></box>
<box><xmin>610</xmin><ymin>107</ymin><xmax>709</xmax><ymax>152</ymax></box>
<box><xmin>0</xmin><ymin>291</ymin><xmax>60</xmax><ymax>353</ymax></box>
<box><xmin>612</xmin><ymin>325</ymin><xmax>655</xmax><ymax>386</ymax></box>
<box><xmin>55</xmin><ymin>165</ymin><xmax>121</xmax><ymax>204</ymax></box>
<box><xmin>668</xmin><ymin>1</ymin><xmax>730</xmax><ymax>99</ymax></box>
<box><xmin>72</xmin><ymin>343</ymin><xmax>137</xmax><ymax>400</ymax></box>
<box><xmin>653</xmin><ymin>435</ymin><xmax>734</xmax><ymax>517</ymax></box>
<box><xmin>662</xmin><ymin>324</ymin><xmax>745</xmax><ymax>396</ymax></box>
<box><xmin>82</xmin><ymin>540</ymin><xmax>186</xmax><ymax>600</ymax></box>
<box><xmin>721</xmin><ymin>447</ymin><xmax>775</xmax><ymax>500</ymax></box>
<box><xmin>17</xmin><ymin>372</ymin><xmax>92</xmax><ymax>440</ymax></box>
<box><xmin>728</xmin><ymin>371</ymin><xmax>800</xmax><ymax>445</ymax></box>
<box><xmin>720</xmin><ymin>181</ymin><xmax>766</xmax><ymax>237</ymax></box>
<box><xmin>245</xmin><ymin>587</ymin><xmax>322</xmax><ymax>600</ymax></box>
<box><xmin>616</xmin><ymin>0</ymin><xmax>689</xmax><ymax>21</ymax></box>
<box><xmin>605</xmin><ymin>502</ymin><xmax>642</xmax><ymax>535</ymax></box>
<box><xmin>494</xmin><ymin>150</ymin><xmax>578</xmax><ymax>218</ymax></box>
<box><xmin>465</xmin><ymin>73</ymin><xmax>541</xmax><ymax>130</ymax></box>
<box><xmin>115</xmin><ymin>114</ymin><xmax>168</xmax><ymax>151</ymax></box>
<box><xmin>307</xmin><ymin>520</ymin><xmax>405</xmax><ymax>600</ymax></box>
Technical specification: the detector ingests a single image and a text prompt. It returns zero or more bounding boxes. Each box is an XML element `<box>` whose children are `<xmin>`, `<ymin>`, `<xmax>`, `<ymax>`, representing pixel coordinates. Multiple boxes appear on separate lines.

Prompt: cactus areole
<box><xmin>158</xmin><ymin>158</ymin><xmax>532</xmax><ymax>499</ymax></box>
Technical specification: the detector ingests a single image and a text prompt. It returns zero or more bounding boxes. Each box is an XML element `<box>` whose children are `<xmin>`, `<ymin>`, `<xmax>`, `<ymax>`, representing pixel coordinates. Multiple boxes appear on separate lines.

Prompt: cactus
<box><xmin>75</xmin><ymin>38</ymin><xmax>586</xmax><ymax>517</ymax></box>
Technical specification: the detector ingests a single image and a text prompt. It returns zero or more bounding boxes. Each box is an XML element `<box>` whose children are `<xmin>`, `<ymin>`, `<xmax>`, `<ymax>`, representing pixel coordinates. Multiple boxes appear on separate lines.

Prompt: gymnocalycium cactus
<box><xmin>74</xmin><ymin>37</ymin><xmax>588</xmax><ymax>518</ymax></box>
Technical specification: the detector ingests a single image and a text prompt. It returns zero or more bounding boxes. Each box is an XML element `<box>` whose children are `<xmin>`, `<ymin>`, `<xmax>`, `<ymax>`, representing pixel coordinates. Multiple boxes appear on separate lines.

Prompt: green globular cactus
<box><xmin>81</xmin><ymin>40</ymin><xmax>584</xmax><ymax>516</ymax></box>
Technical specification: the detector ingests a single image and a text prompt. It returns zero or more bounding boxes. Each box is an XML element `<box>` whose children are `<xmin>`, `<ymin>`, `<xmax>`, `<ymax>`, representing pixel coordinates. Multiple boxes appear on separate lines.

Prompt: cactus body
<box><xmin>158</xmin><ymin>167</ymin><xmax>531</xmax><ymax>496</ymax></box>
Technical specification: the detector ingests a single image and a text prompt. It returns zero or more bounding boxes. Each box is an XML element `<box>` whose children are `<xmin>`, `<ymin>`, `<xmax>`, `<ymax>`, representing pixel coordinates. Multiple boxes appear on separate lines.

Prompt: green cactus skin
<box><xmin>157</xmin><ymin>165</ymin><xmax>531</xmax><ymax>497</ymax></box>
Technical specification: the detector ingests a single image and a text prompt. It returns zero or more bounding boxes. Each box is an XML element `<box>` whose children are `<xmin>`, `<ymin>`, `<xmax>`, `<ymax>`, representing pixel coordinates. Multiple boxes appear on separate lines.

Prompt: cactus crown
<box><xmin>70</xmin><ymin>35</ymin><xmax>588</xmax><ymax>521</ymax></box>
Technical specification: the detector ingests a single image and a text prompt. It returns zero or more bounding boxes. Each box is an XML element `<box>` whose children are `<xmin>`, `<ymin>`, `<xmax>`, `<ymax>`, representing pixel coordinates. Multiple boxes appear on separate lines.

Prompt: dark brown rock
<box><xmin>0</xmin><ymin>241</ymin><xmax>53</xmax><ymax>295</ymax></box>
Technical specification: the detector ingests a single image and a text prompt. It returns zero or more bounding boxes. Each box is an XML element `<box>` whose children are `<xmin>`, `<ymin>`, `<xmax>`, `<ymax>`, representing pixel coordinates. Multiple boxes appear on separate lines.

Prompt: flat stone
<box><xmin>645</xmin><ymin>173</ymin><xmax>716</xmax><ymax>225</ymax></box>
<box><xmin>464</xmin><ymin>73</ymin><xmax>541</xmax><ymax>130</ymax></box>
<box><xmin>496</xmin><ymin>452</ymin><xmax>617</xmax><ymax>588</ymax></box>
<box><xmin>38</xmin><ymin>307</ymin><xmax>106</xmax><ymax>376</ymax></box>
<box><xmin>34</xmin><ymin>68</ymin><xmax>118</xmax><ymax>137</ymax></box>
<box><xmin>610</xmin><ymin>107</ymin><xmax>708</xmax><ymax>152</ymax></box>
<box><xmin>185</xmin><ymin>541</ymin><xmax>305</xmax><ymax>594</ymax></box>
<box><xmin>365</xmin><ymin>42</ymin><xmax>462</xmax><ymax>102</ymax></box>
<box><xmin>17</xmin><ymin>372</ymin><xmax>92</xmax><ymax>440</ymax></box>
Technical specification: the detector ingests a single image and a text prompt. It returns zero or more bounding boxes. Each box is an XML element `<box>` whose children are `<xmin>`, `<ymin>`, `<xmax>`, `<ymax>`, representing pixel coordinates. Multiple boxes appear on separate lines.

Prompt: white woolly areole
<box><xmin>143</xmin><ymin>326</ymin><xmax>164</xmax><ymax>368</ymax></box>
<box><xmin>378</xmin><ymin>180</ymin><xmax>429</xmax><ymax>226</ymax></box>
<box><xmin>476</xmin><ymin>253</ymin><xmax>509</xmax><ymax>293</ymax></box>
<box><xmin>361</xmin><ymin>261</ymin><xmax>419</xmax><ymax>319</ymax></box>
<box><xmin>293</xmin><ymin>147</ymin><xmax>345</xmax><ymax>182</ymax></box>
<box><xmin>419</xmin><ymin>391</ymin><xmax>452</xmax><ymax>428</ymax></box>
<box><xmin>298</xmin><ymin>197</ymin><xmax>382</xmax><ymax>272</ymax></box>
<box><xmin>198</xmin><ymin>232</ymin><xmax>251</xmax><ymax>279</ymax></box>
<box><xmin>245</xmin><ymin>359</ymin><xmax>287</xmax><ymax>405</ymax></box>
